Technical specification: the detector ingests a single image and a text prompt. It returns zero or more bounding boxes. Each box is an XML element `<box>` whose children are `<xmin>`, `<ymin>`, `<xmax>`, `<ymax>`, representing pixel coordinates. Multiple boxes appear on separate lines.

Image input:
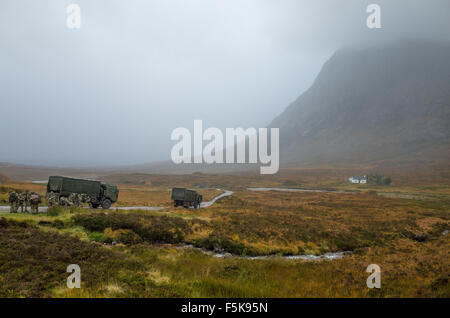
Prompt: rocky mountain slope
<box><xmin>269</xmin><ymin>40</ymin><xmax>450</xmax><ymax>166</ymax></box>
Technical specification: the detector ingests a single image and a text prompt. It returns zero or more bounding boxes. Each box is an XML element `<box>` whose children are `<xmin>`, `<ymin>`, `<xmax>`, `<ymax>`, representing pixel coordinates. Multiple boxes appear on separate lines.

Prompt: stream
<box><xmin>178</xmin><ymin>244</ymin><xmax>350</xmax><ymax>261</ymax></box>
<box><xmin>0</xmin><ymin>191</ymin><xmax>351</xmax><ymax>262</ymax></box>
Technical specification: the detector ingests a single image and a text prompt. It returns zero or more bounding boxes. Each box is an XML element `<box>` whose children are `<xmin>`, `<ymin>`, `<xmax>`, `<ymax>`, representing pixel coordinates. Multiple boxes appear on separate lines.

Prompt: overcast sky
<box><xmin>0</xmin><ymin>0</ymin><xmax>449</xmax><ymax>167</ymax></box>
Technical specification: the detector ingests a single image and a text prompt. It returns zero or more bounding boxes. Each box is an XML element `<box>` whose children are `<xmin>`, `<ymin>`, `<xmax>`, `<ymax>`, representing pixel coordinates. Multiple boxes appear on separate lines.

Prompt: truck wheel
<box><xmin>91</xmin><ymin>203</ymin><xmax>99</xmax><ymax>209</ymax></box>
<box><xmin>102</xmin><ymin>199</ymin><xmax>112</xmax><ymax>209</ymax></box>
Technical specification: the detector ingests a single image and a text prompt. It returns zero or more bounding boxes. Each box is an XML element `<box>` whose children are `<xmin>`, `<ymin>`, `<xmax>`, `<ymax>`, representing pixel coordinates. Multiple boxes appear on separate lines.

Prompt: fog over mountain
<box><xmin>0</xmin><ymin>1</ymin><xmax>449</xmax><ymax>167</ymax></box>
<box><xmin>270</xmin><ymin>39</ymin><xmax>450</xmax><ymax>165</ymax></box>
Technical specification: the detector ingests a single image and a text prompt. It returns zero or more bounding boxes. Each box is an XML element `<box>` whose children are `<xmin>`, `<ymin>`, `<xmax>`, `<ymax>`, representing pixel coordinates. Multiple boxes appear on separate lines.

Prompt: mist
<box><xmin>0</xmin><ymin>0</ymin><xmax>449</xmax><ymax>167</ymax></box>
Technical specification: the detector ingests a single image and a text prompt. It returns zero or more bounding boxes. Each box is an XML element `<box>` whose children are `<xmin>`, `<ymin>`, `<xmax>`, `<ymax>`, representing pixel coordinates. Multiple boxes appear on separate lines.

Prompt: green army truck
<box><xmin>171</xmin><ymin>187</ymin><xmax>203</xmax><ymax>209</ymax></box>
<box><xmin>47</xmin><ymin>176</ymin><xmax>119</xmax><ymax>209</ymax></box>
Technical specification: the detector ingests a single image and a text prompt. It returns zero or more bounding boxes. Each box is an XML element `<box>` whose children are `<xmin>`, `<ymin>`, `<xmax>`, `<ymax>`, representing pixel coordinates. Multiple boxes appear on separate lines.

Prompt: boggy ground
<box><xmin>0</xmin><ymin>168</ymin><xmax>449</xmax><ymax>297</ymax></box>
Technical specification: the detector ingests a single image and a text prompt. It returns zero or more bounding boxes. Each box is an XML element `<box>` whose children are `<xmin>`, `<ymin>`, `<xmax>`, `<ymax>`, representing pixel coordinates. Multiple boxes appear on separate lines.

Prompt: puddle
<box><xmin>0</xmin><ymin>206</ymin><xmax>48</xmax><ymax>213</ymax></box>
<box><xmin>247</xmin><ymin>187</ymin><xmax>356</xmax><ymax>194</ymax></box>
<box><xmin>377</xmin><ymin>192</ymin><xmax>425</xmax><ymax>200</ymax></box>
<box><xmin>115</xmin><ymin>206</ymin><xmax>163</xmax><ymax>211</ymax></box>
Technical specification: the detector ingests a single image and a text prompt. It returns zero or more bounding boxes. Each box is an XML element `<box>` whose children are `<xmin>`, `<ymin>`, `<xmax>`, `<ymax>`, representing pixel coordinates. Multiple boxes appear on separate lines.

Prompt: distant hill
<box><xmin>269</xmin><ymin>40</ymin><xmax>450</xmax><ymax>166</ymax></box>
<box><xmin>0</xmin><ymin>162</ymin><xmax>100</xmax><ymax>182</ymax></box>
<box><xmin>3</xmin><ymin>40</ymin><xmax>449</xmax><ymax>179</ymax></box>
<box><xmin>0</xmin><ymin>173</ymin><xmax>8</xmax><ymax>184</ymax></box>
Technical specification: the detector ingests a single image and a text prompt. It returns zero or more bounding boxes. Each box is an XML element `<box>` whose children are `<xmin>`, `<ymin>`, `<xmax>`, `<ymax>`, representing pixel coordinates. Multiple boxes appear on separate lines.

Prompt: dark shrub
<box><xmin>73</xmin><ymin>213</ymin><xmax>191</xmax><ymax>244</ymax></box>
<box><xmin>192</xmin><ymin>234</ymin><xmax>258</xmax><ymax>256</ymax></box>
<box><xmin>382</xmin><ymin>176</ymin><xmax>392</xmax><ymax>185</ymax></box>
<box><xmin>104</xmin><ymin>228</ymin><xmax>143</xmax><ymax>245</ymax></box>
<box><xmin>47</xmin><ymin>206</ymin><xmax>63</xmax><ymax>216</ymax></box>
<box><xmin>0</xmin><ymin>219</ymin><xmax>144</xmax><ymax>297</ymax></box>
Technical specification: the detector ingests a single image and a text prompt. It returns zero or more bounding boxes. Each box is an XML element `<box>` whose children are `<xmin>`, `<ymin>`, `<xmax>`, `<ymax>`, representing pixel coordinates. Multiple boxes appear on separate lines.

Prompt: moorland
<box><xmin>0</xmin><ymin>165</ymin><xmax>449</xmax><ymax>297</ymax></box>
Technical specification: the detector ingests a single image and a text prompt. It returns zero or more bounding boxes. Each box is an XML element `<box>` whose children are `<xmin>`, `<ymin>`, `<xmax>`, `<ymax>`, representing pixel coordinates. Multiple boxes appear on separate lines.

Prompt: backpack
<box><xmin>9</xmin><ymin>192</ymin><xmax>18</xmax><ymax>203</ymax></box>
<box><xmin>30</xmin><ymin>193</ymin><xmax>42</xmax><ymax>204</ymax></box>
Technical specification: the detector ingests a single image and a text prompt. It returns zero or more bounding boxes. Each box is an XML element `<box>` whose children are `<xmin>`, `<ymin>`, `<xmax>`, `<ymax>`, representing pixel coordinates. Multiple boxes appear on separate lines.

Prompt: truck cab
<box><xmin>100</xmin><ymin>183</ymin><xmax>119</xmax><ymax>209</ymax></box>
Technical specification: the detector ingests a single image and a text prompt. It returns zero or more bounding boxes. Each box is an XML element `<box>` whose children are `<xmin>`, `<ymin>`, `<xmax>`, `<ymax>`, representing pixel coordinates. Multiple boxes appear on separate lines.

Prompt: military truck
<box><xmin>46</xmin><ymin>176</ymin><xmax>119</xmax><ymax>209</ymax></box>
<box><xmin>171</xmin><ymin>187</ymin><xmax>203</xmax><ymax>209</ymax></box>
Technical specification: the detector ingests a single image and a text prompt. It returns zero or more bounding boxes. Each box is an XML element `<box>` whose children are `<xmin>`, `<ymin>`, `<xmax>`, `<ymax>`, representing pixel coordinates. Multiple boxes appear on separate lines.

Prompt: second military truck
<box><xmin>47</xmin><ymin>176</ymin><xmax>119</xmax><ymax>209</ymax></box>
<box><xmin>171</xmin><ymin>187</ymin><xmax>203</xmax><ymax>209</ymax></box>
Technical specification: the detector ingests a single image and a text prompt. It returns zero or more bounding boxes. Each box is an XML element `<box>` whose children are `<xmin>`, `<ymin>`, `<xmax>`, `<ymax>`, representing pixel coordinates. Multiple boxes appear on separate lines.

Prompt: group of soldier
<box><xmin>47</xmin><ymin>191</ymin><xmax>91</xmax><ymax>208</ymax></box>
<box><xmin>8</xmin><ymin>191</ymin><xmax>91</xmax><ymax>214</ymax></box>
<box><xmin>8</xmin><ymin>190</ymin><xmax>42</xmax><ymax>214</ymax></box>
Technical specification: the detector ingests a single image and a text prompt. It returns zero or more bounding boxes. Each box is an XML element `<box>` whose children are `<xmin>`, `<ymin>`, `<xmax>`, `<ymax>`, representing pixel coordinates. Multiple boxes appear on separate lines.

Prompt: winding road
<box><xmin>0</xmin><ymin>189</ymin><xmax>233</xmax><ymax>213</ymax></box>
<box><xmin>0</xmin><ymin>189</ymin><xmax>351</xmax><ymax>260</ymax></box>
<box><xmin>200</xmin><ymin>190</ymin><xmax>233</xmax><ymax>208</ymax></box>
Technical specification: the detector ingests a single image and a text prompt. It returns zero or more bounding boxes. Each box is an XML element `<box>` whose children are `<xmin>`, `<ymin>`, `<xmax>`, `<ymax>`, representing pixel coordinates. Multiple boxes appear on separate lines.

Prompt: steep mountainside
<box><xmin>270</xmin><ymin>40</ymin><xmax>450</xmax><ymax>165</ymax></box>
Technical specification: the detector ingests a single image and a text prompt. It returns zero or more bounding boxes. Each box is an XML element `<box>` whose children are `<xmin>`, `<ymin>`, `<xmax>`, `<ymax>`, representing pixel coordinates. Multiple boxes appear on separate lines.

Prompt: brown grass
<box><xmin>0</xmin><ymin>166</ymin><xmax>449</xmax><ymax>297</ymax></box>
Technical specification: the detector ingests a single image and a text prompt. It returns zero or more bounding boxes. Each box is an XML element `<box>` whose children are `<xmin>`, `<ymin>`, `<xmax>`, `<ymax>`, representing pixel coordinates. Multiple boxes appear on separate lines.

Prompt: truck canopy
<box><xmin>48</xmin><ymin>176</ymin><xmax>102</xmax><ymax>197</ymax></box>
<box><xmin>171</xmin><ymin>187</ymin><xmax>198</xmax><ymax>202</ymax></box>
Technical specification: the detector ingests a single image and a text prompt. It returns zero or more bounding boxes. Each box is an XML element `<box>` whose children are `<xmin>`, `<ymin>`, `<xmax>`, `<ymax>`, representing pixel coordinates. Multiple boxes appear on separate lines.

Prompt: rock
<box><xmin>412</xmin><ymin>233</ymin><xmax>428</xmax><ymax>242</ymax></box>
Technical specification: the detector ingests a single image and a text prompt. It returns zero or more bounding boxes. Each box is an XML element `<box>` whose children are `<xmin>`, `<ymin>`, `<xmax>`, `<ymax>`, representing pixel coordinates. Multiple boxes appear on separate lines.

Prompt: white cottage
<box><xmin>349</xmin><ymin>176</ymin><xmax>367</xmax><ymax>184</ymax></box>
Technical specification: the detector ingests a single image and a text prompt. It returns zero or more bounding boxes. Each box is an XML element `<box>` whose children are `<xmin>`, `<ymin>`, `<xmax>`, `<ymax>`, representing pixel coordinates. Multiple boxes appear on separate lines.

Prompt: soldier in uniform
<box><xmin>9</xmin><ymin>191</ymin><xmax>19</xmax><ymax>213</ymax></box>
<box><xmin>77</xmin><ymin>193</ymin><xmax>83</xmax><ymax>207</ymax></box>
<box><xmin>18</xmin><ymin>192</ymin><xmax>27</xmax><ymax>213</ymax></box>
<box><xmin>46</xmin><ymin>191</ymin><xmax>58</xmax><ymax>208</ymax></box>
<box><xmin>29</xmin><ymin>192</ymin><xmax>42</xmax><ymax>214</ymax></box>
<box><xmin>68</xmin><ymin>193</ymin><xmax>80</xmax><ymax>207</ymax></box>
<box><xmin>81</xmin><ymin>193</ymin><xmax>91</xmax><ymax>207</ymax></box>
<box><xmin>59</xmin><ymin>196</ymin><xmax>71</xmax><ymax>207</ymax></box>
<box><xmin>24</xmin><ymin>190</ymin><xmax>31</xmax><ymax>213</ymax></box>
